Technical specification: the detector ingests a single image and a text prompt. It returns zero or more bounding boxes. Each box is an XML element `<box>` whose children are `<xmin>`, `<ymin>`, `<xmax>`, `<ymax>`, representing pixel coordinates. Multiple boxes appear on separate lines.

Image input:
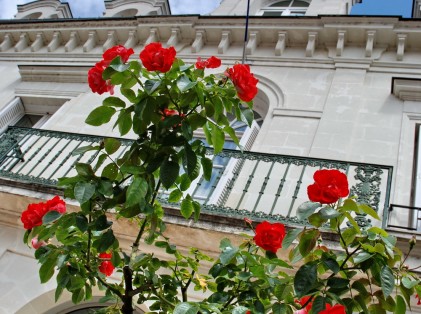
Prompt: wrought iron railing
<box><xmin>0</xmin><ymin>126</ymin><xmax>393</xmax><ymax>227</ymax></box>
<box><xmin>386</xmin><ymin>204</ymin><xmax>421</xmax><ymax>233</ymax></box>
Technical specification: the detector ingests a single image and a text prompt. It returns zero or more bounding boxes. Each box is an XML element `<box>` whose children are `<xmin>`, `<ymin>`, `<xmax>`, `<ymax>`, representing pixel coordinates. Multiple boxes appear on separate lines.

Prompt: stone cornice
<box><xmin>0</xmin><ymin>16</ymin><xmax>420</xmax><ymax>68</ymax></box>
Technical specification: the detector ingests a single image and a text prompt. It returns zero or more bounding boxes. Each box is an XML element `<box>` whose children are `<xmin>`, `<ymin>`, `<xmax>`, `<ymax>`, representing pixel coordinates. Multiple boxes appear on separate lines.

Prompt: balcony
<box><xmin>0</xmin><ymin>126</ymin><xmax>393</xmax><ymax>228</ymax></box>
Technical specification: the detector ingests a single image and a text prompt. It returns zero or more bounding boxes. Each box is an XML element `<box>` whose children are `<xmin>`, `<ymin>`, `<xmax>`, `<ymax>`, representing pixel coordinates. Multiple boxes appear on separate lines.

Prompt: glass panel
<box><xmin>292</xmin><ymin>0</ymin><xmax>310</xmax><ymax>7</ymax></box>
<box><xmin>14</xmin><ymin>114</ymin><xmax>43</xmax><ymax>128</ymax></box>
<box><xmin>270</xmin><ymin>1</ymin><xmax>292</xmax><ymax>6</ymax></box>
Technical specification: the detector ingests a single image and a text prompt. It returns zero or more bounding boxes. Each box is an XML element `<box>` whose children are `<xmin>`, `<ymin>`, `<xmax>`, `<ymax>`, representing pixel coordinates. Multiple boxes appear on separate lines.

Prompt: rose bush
<box><xmin>22</xmin><ymin>43</ymin><xmax>421</xmax><ymax>314</ymax></box>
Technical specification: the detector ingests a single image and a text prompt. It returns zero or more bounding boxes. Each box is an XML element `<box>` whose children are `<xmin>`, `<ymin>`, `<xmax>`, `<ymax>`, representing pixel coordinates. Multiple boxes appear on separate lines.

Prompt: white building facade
<box><xmin>1</xmin><ymin>0</ymin><xmax>421</xmax><ymax>312</ymax></box>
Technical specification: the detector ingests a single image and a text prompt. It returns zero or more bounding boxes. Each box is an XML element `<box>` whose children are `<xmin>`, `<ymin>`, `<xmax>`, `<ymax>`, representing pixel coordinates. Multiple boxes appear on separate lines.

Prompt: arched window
<box><xmin>260</xmin><ymin>0</ymin><xmax>310</xmax><ymax>16</ymax></box>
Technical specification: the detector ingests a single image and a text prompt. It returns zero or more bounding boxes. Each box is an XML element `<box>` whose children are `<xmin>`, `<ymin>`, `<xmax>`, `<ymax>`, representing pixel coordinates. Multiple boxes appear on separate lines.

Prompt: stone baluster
<box><xmin>0</xmin><ymin>33</ymin><xmax>14</xmax><ymax>52</ymax></box>
<box><xmin>14</xmin><ymin>33</ymin><xmax>29</xmax><ymax>52</ymax></box>
<box><xmin>47</xmin><ymin>31</ymin><xmax>62</xmax><ymax>52</ymax></box>
<box><xmin>144</xmin><ymin>28</ymin><xmax>159</xmax><ymax>46</ymax></box>
<box><xmin>167</xmin><ymin>27</ymin><xmax>180</xmax><ymax>47</ymax></box>
<box><xmin>365</xmin><ymin>30</ymin><xmax>376</xmax><ymax>58</ymax></box>
<box><xmin>31</xmin><ymin>32</ymin><xmax>46</xmax><ymax>52</ymax></box>
<box><xmin>83</xmin><ymin>31</ymin><xmax>98</xmax><ymax>52</ymax></box>
<box><xmin>103</xmin><ymin>30</ymin><xmax>117</xmax><ymax>51</ymax></box>
<box><xmin>124</xmin><ymin>30</ymin><xmax>138</xmax><ymax>48</ymax></box>
<box><xmin>305</xmin><ymin>32</ymin><xmax>318</xmax><ymax>57</ymax></box>
<box><xmin>275</xmin><ymin>31</ymin><xmax>287</xmax><ymax>56</ymax></box>
<box><xmin>246</xmin><ymin>31</ymin><xmax>260</xmax><ymax>55</ymax></box>
<box><xmin>336</xmin><ymin>30</ymin><xmax>346</xmax><ymax>57</ymax></box>
<box><xmin>396</xmin><ymin>33</ymin><xmax>406</xmax><ymax>61</ymax></box>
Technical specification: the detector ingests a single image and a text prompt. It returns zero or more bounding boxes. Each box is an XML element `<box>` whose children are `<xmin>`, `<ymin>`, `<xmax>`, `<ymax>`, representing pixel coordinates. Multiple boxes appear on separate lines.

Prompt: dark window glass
<box><xmin>14</xmin><ymin>114</ymin><xmax>43</xmax><ymax>128</ymax></box>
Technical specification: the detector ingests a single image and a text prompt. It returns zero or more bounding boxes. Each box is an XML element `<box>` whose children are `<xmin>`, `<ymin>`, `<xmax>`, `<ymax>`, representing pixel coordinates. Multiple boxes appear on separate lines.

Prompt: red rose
<box><xmin>99</xmin><ymin>252</ymin><xmax>115</xmax><ymax>276</ymax></box>
<box><xmin>195</xmin><ymin>56</ymin><xmax>221</xmax><ymax>69</ymax></box>
<box><xmin>307</xmin><ymin>169</ymin><xmax>349</xmax><ymax>204</ymax></box>
<box><xmin>139</xmin><ymin>42</ymin><xmax>176</xmax><ymax>73</ymax></box>
<box><xmin>103</xmin><ymin>45</ymin><xmax>134</xmax><ymax>64</ymax></box>
<box><xmin>45</xmin><ymin>195</ymin><xmax>66</xmax><ymax>213</ymax></box>
<box><xmin>21</xmin><ymin>196</ymin><xmax>66</xmax><ymax>230</ymax></box>
<box><xmin>88</xmin><ymin>60</ymin><xmax>114</xmax><ymax>95</ymax></box>
<box><xmin>21</xmin><ymin>203</ymin><xmax>47</xmax><ymax>230</ymax></box>
<box><xmin>254</xmin><ymin>221</ymin><xmax>285</xmax><ymax>253</ymax></box>
<box><xmin>226</xmin><ymin>64</ymin><xmax>259</xmax><ymax>102</ymax></box>
<box><xmin>297</xmin><ymin>297</ymin><xmax>345</xmax><ymax>314</ymax></box>
<box><xmin>162</xmin><ymin>108</ymin><xmax>180</xmax><ymax>117</ymax></box>
<box><xmin>319</xmin><ymin>304</ymin><xmax>346</xmax><ymax>314</ymax></box>
<box><xmin>417</xmin><ymin>294</ymin><xmax>421</xmax><ymax>305</ymax></box>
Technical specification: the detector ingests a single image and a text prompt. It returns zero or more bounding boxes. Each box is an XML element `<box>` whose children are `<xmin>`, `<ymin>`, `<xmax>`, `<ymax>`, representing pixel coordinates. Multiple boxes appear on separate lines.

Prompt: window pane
<box><xmin>270</xmin><ymin>1</ymin><xmax>292</xmax><ymax>6</ymax></box>
<box><xmin>14</xmin><ymin>114</ymin><xmax>43</xmax><ymax>128</ymax></box>
<box><xmin>292</xmin><ymin>0</ymin><xmax>310</xmax><ymax>7</ymax></box>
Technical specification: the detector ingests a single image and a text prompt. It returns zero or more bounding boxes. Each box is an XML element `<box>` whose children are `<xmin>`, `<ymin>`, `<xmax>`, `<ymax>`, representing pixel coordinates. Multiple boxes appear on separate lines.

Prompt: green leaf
<box><xmin>223</xmin><ymin>125</ymin><xmax>240</xmax><ymax>147</ymax></box>
<box><xmin>219</xmin><ymin>238</ymin><xmax>239</xmax><ymax>265</ymax></box>
<box><xmin>402</xmin><ymin>276</ymin><xmax>419</xmax><ymax>289</ymax></box>
<box><xmin>126</xmin><ymin>176</ymin><xmax>148</xmax><ymax>207</ymax></box>
<box><xmin>308</xmin><ymin>212</ymin><xmax>326</xmax><ymax>228</ymax></box>
<box><xmin>201</xmin><ymin>157</ymin><xmax>213</xmax><ymax>181</ymax></box>
<box><xmin>193</xmin><ymin>200</ymin><xmax>201</xmax><ymax>222</ymax></box>
<box><xmin>272</xmin><ymin>303</ymin><xmax>288</xmax><ymax>314</ymax></box>
<box><xmin>282</xmin><ymin>228</ymin><xmax>301</xmax><ymax>249</ymax></box>
<box><xmin>380</xmin><ymin>265</ymin><xmax>395</xmax><ymax>298</ymax></box>
<box><xmin>71</xmin><ymin>145</ymin><xmax>100</xmax><ymax>156</ymax></box>
<box><xmin>294</xmin><ymin>263</ymin><xmax>317</xmax><ymax>297</ymax></box>
<box><xmin>359</xmin><ymin>204</ymin><xmax>380</xmax><ymax>220</ymax></box>
<box><xmin>42</xmin><ymin>210</ymin><xmax>62</xmax><ymax>224</ymax></box>
<box><xmin>394</xmin><ymin>295</ymin><xmax>406</xmax><ymax>314</ymax></box>
<box><xmin>322</xmin><ymin>257</ymin><xmax>340</xmax><ymax>274</ymax></box>
<box><xmin>160</xmin><ymin>159</ymin><xmax>180</xmax><ymax>189</ymax></box>
<box><xmin>75</xmin><ymin>215</ymin><xmax>88</xmax><ymax>232</ymax></box>
<box><xmin>298</xmin><ymin>229</ymin><xmax>319</xmax><ymax>257</ymax></box>
<box><xmin>92</xmin><ymin>215</ymin><xmax>112</xmax><ymax>231</ymax></box>
<box><xmin>343</xmin><ymin>212</ymin><xmax>361</xmax><ymax>233</ymax></box>
<box><xmin>115</xmin><ymin>110</ymin><xmax>133</xmax><ymax>136</ymax></box>
<box><xmin>74</xmin><ymin>181</ymin><xmax>96</xmax><ymax>204</ymax></box>
<box><xmin>98</xmin><ymin>180</ymin><xmax>113</xmax><ymax>196</ymax></box>
<box><xmin>319</xmin><ymin>207</ymin><xmax>341</xmax><ymax>219</ymax></box>
<box><xmin>121</xmin><ymin>88</ymin><xmax>137</xmax><ymax>102</ymax></box>
<box><xmin>103</xmin><ymin>96</ymin><xmax>126</xmax><ymax>108</ymax></box>
<box><xmin>71</xmin><ymin>288</ymin><xmax>85</xmax><ymax>304</ymax></box>
<box><xmin>177</xmin><ymin>75</ymin><xmax>197</xmax><ymax>92</ymax></box>
<box><xmin>240</xmin><ymin>108</ymin><xmax>254</xmax><ymax>127</ymax></box>
<box><xmin>183</xmin><ymin>144</ymin><xmax>197</xmax><ymax>179</ymax></box>
<box><xmin>341</xmin><ymin>227</ymin><xmax>357</xmax><ymax>246</ymax></box>
<box><xmin>109</xmin><ymin>57</ymin><xmax>130</xmax><ymax>72</ymax></box>
<box><xmin>104</xmin><ymin>138</ymin><xmax>121</xmax><ymax>155</ymax></box>
<box><xmin>181</xmin><ymin>195</ymin><xmax>194</xmax><ymax>219</ymax></box>
<box><xmin>102</xmin><ymin>163</ymin><xmax>119</xmax><ymax>181</ymax></box>
<box><xmin>85</xmin><ymin>106</ymin><xmax>116</xmax><ymax>126</ymax></box>
<box><xmin>168</xmin><ymin>189</ymin><xmax>183</xmax><ymax>203</ymax></box>
<box><xmin>174</xmin><ymin>302</ymin><xmax>199</xmax><ymax>314</ymax></box>
<box><xmin>94</xmin><ymin>229</ymin><xmax>115</xmax><ymax>252</ymax></box>
<box><xmin>75</xmin><ymin>163</ymin><xmax>95</xmax><ymax>177</ymax></box>
<box><xmin>296</xmin><ymin>201</ymin><xmax>320</xmax><ymax>220</ymax></box>
<box><xmin>353</xmin><ymin>251</ymin><xmax>373</xmax><ymax>264</ymax></box>
<box><xmin>232</xmin><ymin>306</ymin><xmax>249</xmax><ymax>314</ymax></box>
<box><xmin>211</xmin><ymin>124</ymin><xmax>225</xmax><ymax>154</ymax></box>
<box><xmin>144</xmin><ymin>80</ymin><xmax>161</xmax><ymax>95</ymax></box>
<box><xmin>39</xmin><ymin>254</ymin><xmax>57</xmax><ymax>283</ymax></box>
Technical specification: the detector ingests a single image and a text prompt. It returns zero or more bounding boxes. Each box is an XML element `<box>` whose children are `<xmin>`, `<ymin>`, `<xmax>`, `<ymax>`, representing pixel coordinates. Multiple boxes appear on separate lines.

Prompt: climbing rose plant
<box><xmin>22</xmin><ymin>44</ymin><xmax>421</xmax><ymax>314</ymax></box>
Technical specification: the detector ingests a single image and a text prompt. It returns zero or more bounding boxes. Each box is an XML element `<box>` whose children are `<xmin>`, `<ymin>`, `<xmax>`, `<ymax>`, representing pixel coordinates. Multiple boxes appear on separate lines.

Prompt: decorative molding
<box><xmin>275</xmin><ymin>31</ymin><xmax>287</xmax><ymax>56</ymax></box>
<box><xmin>47</xmin><ymin>31</ymin><xmax>62</xmax><ymax>52</ymax></box>
<box><xmin>0</xmin><ymin>33</ymin><xmax>14</xmax><ymax>52</ymax></box>
<box><xmin>218</xmin><ymin>30</ymin><xmax>231</xmax><ymax>54</ymax></box>
<box><xmin>191</xmin><ymin>30</ymin><xmax>206</xmax><ymax>53</ymax></box>
<box><xmin>103</xmin><ymin>30</ymin><xmax>118</xmax><ymax>51</ymax></box>
<box><xmin>396</xmin><ymin>33</ymin><xmax>406</xmax><ymax>62</ymax></box>
<box><xmin>245</xmin><ymin>31</ymin><xmax>260</xmax><ymax>55</ymax></box>
<box><xmin>305</xmin><ymin>32</ymin><xmax>318</xmax><ymax>57</ymax></box>
<box><xmin>30</xmin><ymin>32</ymin><xmax>46</xmax><ymax>52</ymax></box>
<box><xmin>392</xmin><ymin>78</ymin><xmax>421</xmax><ymax>102</ymax></box>
<box><xmin>272</xmin><ymin>108</ymin><xmax>322</xmax><ymax>119</ymax></box>
<box><xmin>64</xmin><ymin>31</ymin><xmax>80</xmax><ymax>52</ymax></box>
<box><xmin>336</xmin><ymin>30</ymin><xmax>346</xmax><ymax>57</ymax></box>
<box><xmin>145</xmin><ymin>27</ymin><xmax>159</xmax><ymax>45</ymax></box>
<box><xmin>14</xmin><ymin>33</ymin><xmax>29</xmax><ymax>52</ymax></box>
<box><xmin>365</xmin><ymin>30</ymin><xmax>376</xmax><ymax>58</ymax></box>
<box><xmin>124</xmin><ymin>30</ymin><xmax>138</xmax><ymax>48</ymax></box>
<box><xmin>167</xmin><ymin>27</ymin><xmax>181</xmax><ymax>47</ymax></box>
<box><xmin>82</xmin><ymin>31</ymin><xmax>98</xmax><ymax>52</ymax></box>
